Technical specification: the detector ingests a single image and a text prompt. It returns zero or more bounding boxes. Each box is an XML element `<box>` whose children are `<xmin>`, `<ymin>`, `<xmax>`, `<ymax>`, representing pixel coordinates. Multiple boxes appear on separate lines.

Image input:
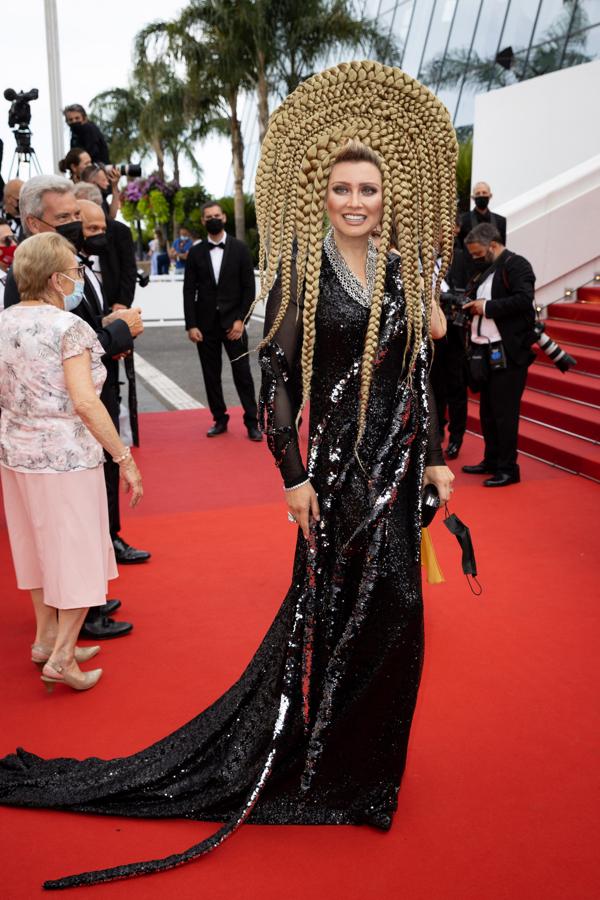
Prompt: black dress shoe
<box><xmin>462</xmin><ymin>461</ymin><xmax>496</xmax><ymax>475</ymax></box>
<box><xmin>445</xmin><ymin>440</ymin><xmax>462</xmax><ymax>460</ymax></box>
<box><xmin>80</xmin><ymin>616</ymin><xmax>133</xmax><ymax>640</ymax></box>
<box><xmin>85</xmin><ymin>600</ymin><xmax>121</xmax><ymax>622</ymax></box>
<box><xmin>207</xmin><ymin>421</ymin><xmax>228</xmax><ymax>437</ymax></box>
<box><xmin>247</xmin><ymin>426</ymin><xmax>263</xmax><ymax>442</ymax></box>
<box><xmin>112</xmin><ymin>536</ymin><xmax>151</xmax><ymax>564</ymax></box>
<box><xmin>483</xmin><ymin>472</ymin><xmax>520</xmax><ymax>487</ymax></box>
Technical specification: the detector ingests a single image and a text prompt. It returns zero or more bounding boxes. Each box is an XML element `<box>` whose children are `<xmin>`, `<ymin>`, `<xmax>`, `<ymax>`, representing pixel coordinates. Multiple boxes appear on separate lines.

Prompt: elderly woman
<box><xmin>0</xmin><ymin>233</ymin><xmax>143</xmax><ymax>692</ymax></box>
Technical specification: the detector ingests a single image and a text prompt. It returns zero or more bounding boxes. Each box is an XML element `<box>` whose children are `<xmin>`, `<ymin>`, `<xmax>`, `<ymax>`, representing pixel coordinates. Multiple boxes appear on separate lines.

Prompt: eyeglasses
<box><xmin>62</xmin><ymin>266</ymin><xmax>86</xmax><ymax>278</ymax></box>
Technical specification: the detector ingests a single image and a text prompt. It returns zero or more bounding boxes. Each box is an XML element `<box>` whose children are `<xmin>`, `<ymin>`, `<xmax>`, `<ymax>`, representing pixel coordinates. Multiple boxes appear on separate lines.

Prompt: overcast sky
<box><xmin>0</xmin><ymin>0</ymin><xmax>231</xmax><ymax>193</ymax></box>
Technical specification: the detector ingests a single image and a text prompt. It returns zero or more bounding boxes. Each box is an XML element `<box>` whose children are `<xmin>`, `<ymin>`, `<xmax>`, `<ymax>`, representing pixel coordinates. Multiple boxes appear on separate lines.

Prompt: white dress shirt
<box><xmin>471</xmin><ymin>271</ymin><xmax>502</xmax><ymax>344</ymax></box>
<box><xmin>207</xmin><ymin>232</ymin><xmax>226</xmax><ymax>283</ymax></box>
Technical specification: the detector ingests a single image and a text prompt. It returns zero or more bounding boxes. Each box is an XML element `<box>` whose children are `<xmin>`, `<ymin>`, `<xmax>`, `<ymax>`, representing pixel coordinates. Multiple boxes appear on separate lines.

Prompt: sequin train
<box><xmin>0</xmin><ymin>252</ymin><xmax>443</xmax><ymax>890</ymax></box>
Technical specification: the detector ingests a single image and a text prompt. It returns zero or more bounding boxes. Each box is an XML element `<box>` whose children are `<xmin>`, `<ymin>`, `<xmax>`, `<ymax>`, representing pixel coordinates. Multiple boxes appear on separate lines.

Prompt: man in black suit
<box><xmin>459</xmin><ymin>181</ymin><xmax>507</xmax><ymax>282</ymax></box>
<box><xmin>183</xmin><ymin>201</ymin><xmax>262</xmax><ymax>440</ymax></box>
<box><xmin>462</xmin><ymin>223</ymin><xmax>536</xmax><ymax>487</ymax></box>
<box><xmin>4</xmin><ymin>176</ymin><xmax>147</xmax><ymax>636</ymax></box>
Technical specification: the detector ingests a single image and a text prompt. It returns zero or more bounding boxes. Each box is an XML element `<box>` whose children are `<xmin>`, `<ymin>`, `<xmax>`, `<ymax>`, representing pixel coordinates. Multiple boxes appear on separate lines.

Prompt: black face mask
<box><xmin>471</xmin><ymin>257</ymin><xmax>488</xmax><ymax>271</ymax></box>
<box><xmin>82</xmin><ymin>233</ymin><xmax>108</xmax><ymax>255</ymax></box>
<box><xmin>474</xmin><ymin>196</ymin><xmax>489</xmax><ymax>210</ymax></box>
<box><xmin>54</xmin><ymin>220</ymin><xmax>84</xmax><ymax>251</ymax></box>
<box><xmin>205</xmin><ymin>217</ymin><xmax>224</xmax><ymax>235</ymax></box>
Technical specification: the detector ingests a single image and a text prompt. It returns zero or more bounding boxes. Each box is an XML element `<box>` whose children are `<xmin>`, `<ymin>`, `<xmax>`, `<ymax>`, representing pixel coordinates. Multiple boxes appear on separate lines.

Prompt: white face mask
<box><xmin>58</xmin><ymin>273</ymin><xmax>85</xmax><ymax>311</ymax></box>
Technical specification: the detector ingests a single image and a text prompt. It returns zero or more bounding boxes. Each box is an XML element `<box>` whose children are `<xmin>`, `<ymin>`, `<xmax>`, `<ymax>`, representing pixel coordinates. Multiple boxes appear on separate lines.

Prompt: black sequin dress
<box><xmin>0</xmin><ymin>245</ymin><xmax>443</xmax><ymax>890</ymax></box>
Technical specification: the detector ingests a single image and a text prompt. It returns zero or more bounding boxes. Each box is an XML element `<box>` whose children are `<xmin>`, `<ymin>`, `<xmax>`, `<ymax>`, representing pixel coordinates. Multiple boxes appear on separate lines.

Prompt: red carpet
<box><xmin>0</xmin><ymin>410</ymin><xmax>598</xmax><ymax>899</ymax></box>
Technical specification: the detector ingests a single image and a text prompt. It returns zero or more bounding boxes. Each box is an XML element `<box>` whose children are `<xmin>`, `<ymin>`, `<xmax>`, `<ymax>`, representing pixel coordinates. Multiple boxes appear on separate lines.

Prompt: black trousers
<box><xmin>197</xmin><ymin>322</ymin><xmax>258</xmax><ymax>428</ymax></box>
<box><xmin>100</xmin><ymin>361</ymin><xmax>121</xmax><ymax>538</ymax></box>
<box><xmin>479</xmin><ymin>361</ymin><xmax>529</xmax><ymax>475</ymax></box>
<box><xmin>430</xmin><ymin>326</ymin><xmax>468</xmax><ymax>443</ymax></box>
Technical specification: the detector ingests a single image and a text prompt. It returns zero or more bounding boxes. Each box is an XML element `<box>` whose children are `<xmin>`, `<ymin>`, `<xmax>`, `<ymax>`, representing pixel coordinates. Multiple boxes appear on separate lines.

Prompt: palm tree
<box><xmin>420</xmin><ymin>0</ymin><xmax>591</xmax><ymax>94</ymax></box>
<box><xmin>90</xmin><ymin>59</ymin><xmax>206</xmax><ymax>182</ymax></box>
<box><xmin>242</xmin><ymin>0</ymin><xmax>401</xmax><ymax>142</ymax></box>
<box><xmin>136</xmin><ymin>1</ymin><xmax>254</xmax><ymax>239</ymax></box>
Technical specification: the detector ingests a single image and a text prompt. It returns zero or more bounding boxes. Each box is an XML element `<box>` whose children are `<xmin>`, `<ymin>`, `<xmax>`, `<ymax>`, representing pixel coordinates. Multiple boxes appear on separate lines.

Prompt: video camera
<box><xmin>4</xmin><ymin>88</ymin><xmax>38</xmax><ymax>129</ymax></box>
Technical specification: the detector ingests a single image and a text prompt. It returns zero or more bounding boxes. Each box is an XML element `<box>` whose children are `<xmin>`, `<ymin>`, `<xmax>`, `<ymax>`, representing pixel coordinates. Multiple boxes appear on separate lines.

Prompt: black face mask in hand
<box><xmin>82</xmin><ymin>234</ymin><xmax>108</xmax><ymax>255</ymax></box>
<box><xmin>443</xmin><ymin>508</ymin><xmax>482</xmax><ymax>595</ymax></box>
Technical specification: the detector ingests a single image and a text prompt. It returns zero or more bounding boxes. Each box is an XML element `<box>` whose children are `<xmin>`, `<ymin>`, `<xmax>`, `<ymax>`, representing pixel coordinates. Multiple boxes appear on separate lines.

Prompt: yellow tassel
<box><xmin>421</xmin><ymin>527</ymin><xmax>445</xmax><ymax>584</ymax></box>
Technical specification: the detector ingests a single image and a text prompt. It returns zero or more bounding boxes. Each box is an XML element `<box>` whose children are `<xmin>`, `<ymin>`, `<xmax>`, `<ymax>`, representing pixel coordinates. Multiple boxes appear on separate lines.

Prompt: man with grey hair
<box><xmin>461</xmin><ymin>222</ymin><xmax>536</xmax><ymax>487</ymax></box>
<box><xmin>459</xmin><ymin>181</ymin><xmax>507</xmax><ymax>281</ymax></box>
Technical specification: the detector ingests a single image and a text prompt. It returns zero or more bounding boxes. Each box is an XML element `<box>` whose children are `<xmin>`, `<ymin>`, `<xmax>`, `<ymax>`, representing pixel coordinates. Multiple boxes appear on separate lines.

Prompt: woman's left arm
<box><xmin>423</xmin><ymin>380</ymin><xmax>454</xmax><ymax>502</ymax></box>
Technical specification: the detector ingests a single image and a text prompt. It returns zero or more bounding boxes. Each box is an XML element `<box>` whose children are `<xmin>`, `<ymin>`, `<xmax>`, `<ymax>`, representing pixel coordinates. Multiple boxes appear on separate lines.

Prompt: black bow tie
<box><xmin>208</xmin><ymin>242</ymin><xmax>225</xmax><ymax>250</ymax></box>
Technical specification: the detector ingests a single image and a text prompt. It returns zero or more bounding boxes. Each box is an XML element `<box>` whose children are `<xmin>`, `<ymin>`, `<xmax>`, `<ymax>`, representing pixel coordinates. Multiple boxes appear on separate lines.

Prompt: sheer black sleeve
<box><xmin>425</xmin><ymin>379</ymin><xmax>445</xmax><ymax>466</ymax></box>
<box><xmin>259</xmin><ymin>267</ymin><xmax>308</xmax><ymax>489</ymax></box>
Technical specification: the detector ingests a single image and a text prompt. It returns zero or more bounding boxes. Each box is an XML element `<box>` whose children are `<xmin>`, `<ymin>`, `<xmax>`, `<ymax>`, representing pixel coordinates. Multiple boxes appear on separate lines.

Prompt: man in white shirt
<box><xmin>462</xmin><ymin>223</ymin><xmax>536</xmax><ymax>487</ymax></box>
<box><xmin>183</xmin><ymin>202</ymin><xmax>261</xmax><ymax>441</ymax></box>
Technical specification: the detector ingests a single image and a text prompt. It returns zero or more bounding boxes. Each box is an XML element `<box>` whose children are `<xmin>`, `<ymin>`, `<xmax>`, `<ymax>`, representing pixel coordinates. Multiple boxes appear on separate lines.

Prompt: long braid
<box><xmin>253</xmin><ymin>60</ymin><xmax>458</xmax><ymax>462</ymax></box>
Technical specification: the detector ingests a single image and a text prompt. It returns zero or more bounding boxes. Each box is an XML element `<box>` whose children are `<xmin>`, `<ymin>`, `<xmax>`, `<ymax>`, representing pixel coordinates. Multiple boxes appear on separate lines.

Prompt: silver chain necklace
<box><xmin>323</xmin><ymin>228</ymin><xmax>377</xmax><ymax>309</ymax></box>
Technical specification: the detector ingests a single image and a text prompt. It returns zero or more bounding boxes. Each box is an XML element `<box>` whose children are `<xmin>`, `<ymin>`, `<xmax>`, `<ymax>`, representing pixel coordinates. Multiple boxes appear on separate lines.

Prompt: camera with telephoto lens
<box><xmin>532</xmin><ymin>320</ymin><xmax>577</xmax><ymax>373</ymax></box>
<box><xmin>440</xmin><ymin>288</ymin><xmax>472</xmax><ymax>328</ymax></box>
<box><xmin>115</xmin><ymin>163</ymin><xmax>142</xmax><ymax>178</ymax></box>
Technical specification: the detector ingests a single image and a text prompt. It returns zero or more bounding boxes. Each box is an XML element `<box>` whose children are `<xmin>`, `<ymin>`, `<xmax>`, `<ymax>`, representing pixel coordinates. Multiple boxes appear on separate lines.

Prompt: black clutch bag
<box><xmin>422</xmin><ymin>484</ymin><xmax>441</xmax><ymax>527</ymax></box>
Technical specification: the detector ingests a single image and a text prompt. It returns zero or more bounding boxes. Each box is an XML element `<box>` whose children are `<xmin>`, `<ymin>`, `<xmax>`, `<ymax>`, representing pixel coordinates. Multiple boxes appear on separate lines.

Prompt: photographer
<box><xmin>462</xmin><ymin>223</ymin><xmax>536</xmax><ymax>487</ymax></box>
<box><xmin>81</xmin><ymin>164</ymin><xmax>121</xmax><ymax>219</ymax></box>
<box><xmin>63</xmin><ymin>103</ymin><xmax>109</xmax><ymax>165</ymax></box>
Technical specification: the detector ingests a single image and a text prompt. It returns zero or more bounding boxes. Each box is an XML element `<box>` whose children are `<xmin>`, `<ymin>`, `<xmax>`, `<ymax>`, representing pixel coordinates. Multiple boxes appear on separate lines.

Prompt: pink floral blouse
<box><xmin>0</xmin><ymin>305</ymin><xmax>106</xmax><ymax>473</ymax></box>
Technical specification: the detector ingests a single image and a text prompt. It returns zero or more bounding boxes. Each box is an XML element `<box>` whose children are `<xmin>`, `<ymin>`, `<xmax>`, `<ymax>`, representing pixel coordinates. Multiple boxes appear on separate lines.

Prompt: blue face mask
<box><xmin>60</xmin><ymin>273</ymin><xmax>85</xmax><ymax>311</ymax></box>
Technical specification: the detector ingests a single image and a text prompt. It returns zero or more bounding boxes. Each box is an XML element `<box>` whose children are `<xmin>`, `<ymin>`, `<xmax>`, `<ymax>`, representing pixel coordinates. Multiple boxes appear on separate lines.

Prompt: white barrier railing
<box><xmin>135</xmin><ymin>273</ymin><xmax>265</xmax><ymax>327</ymax></box>
<box><xmin>497</xmin><ymin>153</ymin><xmax>600</xmax><ymax>309</ymax></box>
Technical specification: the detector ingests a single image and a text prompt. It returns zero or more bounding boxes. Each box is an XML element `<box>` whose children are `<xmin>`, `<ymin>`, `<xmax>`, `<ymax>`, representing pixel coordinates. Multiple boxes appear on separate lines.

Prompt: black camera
<box><xmin>533</xmin><ymin>320</ymin><xmax>577</xmax><ymax>373</ymax></box>
<box><xmin>441</xmin><ymin>289</ymin><xmax>471</xmax><ymax>328</ymax></box>
<box><xmin>4</xmin><ymin>88</ymin><xmax>38</xmax><ymax>129</ymax></box>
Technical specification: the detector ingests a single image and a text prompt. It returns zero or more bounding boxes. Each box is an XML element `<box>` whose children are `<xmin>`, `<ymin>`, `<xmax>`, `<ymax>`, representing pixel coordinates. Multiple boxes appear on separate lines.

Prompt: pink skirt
<box><xmin>1</xmin><ymin>464</ymin><xmax>118</xmax><ymax>609</ymax></box>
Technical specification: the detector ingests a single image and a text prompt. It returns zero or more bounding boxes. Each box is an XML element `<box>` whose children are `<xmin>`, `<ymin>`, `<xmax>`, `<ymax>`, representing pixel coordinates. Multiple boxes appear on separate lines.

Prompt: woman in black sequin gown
<box><xmin>0</xmin><ymin>63</ymin><xmax>457</xmax><ymax>890</ymax></box>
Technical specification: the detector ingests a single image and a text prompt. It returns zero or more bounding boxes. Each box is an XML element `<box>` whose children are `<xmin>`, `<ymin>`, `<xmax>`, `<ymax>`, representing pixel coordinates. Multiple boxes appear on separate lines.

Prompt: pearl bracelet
<box><xmin>283</xmin><ymin>478</ymin><xmax>310</xmax><ymax>492</ymax></box>
<box><xmin>113</xmin><ymin>448</ymin><xmax>131</xmax><ymax>464</ymax></box>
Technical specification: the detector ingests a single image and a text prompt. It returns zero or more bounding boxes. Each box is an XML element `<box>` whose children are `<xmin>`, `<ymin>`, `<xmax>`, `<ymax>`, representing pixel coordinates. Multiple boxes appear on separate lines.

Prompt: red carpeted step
<box><xmin>534</xmin><ymin>342</ymin><xmax>600</xmax><ymax>376</ymax></box>
<box><xmin>549</xmin><ymin>301</ymin><xmax>600</xmax><ymax>325</ymax></box>
<box><xmin>521</xmin><ymin>389</ymin><xmax>600</xmax><ymax>442</ymax></box>
<box><xmin>467</xmin><ymin>399</ymin><xmax>600</xmax><ymax>480</ymax></box>
<box><xmin>577</xmin><ymin>285</ymin><xmax>600</xmax><ymax>304</ymax></box>
<box><xmin>527</xmin><ymin>364</ymin><xmax>600</xmax><ymax>406</ymax></box>
<box><xmin>544</xmin><ymin>319</ymin><xmax>600</xmax><ymax>350</ymax></box>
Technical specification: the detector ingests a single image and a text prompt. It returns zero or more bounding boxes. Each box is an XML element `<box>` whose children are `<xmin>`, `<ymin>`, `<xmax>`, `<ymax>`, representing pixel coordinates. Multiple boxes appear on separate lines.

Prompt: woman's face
<box><xmin>326</xmin><ymin>161</ymin><xmax>383</xmax><ymax>240</ymax></box>
<box><xmin>73</xmin><ymin>152</ymin><xmax>92</xmax><ymax>177</ymax></box>
<box><xmin>91</xmin><ymin>168</ymin><xmax>109</xmax><ymax>190</ymax></box>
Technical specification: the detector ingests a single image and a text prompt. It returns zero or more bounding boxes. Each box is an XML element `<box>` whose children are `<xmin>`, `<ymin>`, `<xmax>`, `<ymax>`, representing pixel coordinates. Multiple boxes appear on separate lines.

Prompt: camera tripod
<box><xmin>7</xmin><ymin>127</ymin><xmax>42</xmax><ymax>179</ymax></box>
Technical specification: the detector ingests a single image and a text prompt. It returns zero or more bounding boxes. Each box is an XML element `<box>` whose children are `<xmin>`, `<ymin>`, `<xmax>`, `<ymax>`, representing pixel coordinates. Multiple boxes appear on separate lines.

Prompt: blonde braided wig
<box><xmin>250</xmin><ymin>60</ymin><xmax>457</xmax><ymax>443</ymax></box>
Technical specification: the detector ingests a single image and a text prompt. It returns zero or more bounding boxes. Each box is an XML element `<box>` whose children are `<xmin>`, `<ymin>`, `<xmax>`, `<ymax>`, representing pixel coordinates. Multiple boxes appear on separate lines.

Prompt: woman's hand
<box><xmin>286</xmin><ymin>482</ymin><xmax>320</xmax><ymax>540</ymax></box>
<box><xmin>423</xmin><ymin>465</ymin><xmax>455</xmax><ymax>504</ymax></box>
<box><xmin>120</xmin><ymin>458</ymin><xmax>144</xmax><ymax>508</ymax></box>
